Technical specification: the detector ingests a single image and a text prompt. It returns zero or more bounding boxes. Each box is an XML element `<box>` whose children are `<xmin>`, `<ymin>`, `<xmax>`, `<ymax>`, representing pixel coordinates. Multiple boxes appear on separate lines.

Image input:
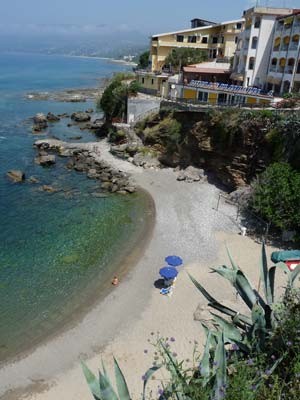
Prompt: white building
<box><xmin>231</xmin><ymin>7</ymin><xmax>294</xmax><ymax>88</ymax></box>
<box><xmin>266</xmin><ymin>11</ymin><xmax>300</xmax><ymax>94</ymax></box>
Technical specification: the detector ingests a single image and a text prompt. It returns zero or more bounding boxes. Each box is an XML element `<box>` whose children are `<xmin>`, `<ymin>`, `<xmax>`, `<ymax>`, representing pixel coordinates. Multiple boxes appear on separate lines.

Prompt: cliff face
<box><xmin>135</xmin><ymin>110</ymin><xmax>276</xmax><ymax>189</ymax></box>
<box><xmin>177</xmin><ymin>111</ymin><xmax>272</xmax><ymax>188</ymax></box>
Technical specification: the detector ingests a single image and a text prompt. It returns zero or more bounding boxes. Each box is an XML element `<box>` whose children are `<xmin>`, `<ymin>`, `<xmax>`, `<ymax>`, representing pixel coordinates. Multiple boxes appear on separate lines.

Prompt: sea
<box><xmin>0</xmin><ymin>52</ymin><xmax>148</xmax><ymax>363</ymax></box>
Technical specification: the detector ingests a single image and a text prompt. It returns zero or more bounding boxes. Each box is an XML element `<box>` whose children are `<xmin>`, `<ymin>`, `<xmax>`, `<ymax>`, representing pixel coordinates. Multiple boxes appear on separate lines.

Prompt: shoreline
<box><xmin>0</xmin><ymin>140</ymin><xmax>242</xmax><ymax>399</ymax></box>
<box><xmin>0</xmin><ymin>187</ymin><xmax>155</xmax><ymax>369</ymax></box>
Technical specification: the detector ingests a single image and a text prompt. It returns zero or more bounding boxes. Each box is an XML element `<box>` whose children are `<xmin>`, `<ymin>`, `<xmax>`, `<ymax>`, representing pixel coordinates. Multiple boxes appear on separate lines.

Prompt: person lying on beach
<box><xmin>112</xmin><ymin>276</ymin><xmax>119</xmax><ymax>286</ymax></box>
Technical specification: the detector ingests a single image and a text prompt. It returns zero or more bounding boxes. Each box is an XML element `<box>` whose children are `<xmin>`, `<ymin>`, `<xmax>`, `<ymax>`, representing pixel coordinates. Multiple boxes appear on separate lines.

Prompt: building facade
<box><xmin>149</xmin><ymin>19</ymin><xmax>244</xmax><ymax>73</ymax></box>
<box><xmin>231</xmin><ymin>7</ymin><xmax>294</xmax><ymax>88</ymax></box>
<box><xmin>266</xmin><ymin>11</ymin><xmax>300</xmax><ymax>94</ymax></box>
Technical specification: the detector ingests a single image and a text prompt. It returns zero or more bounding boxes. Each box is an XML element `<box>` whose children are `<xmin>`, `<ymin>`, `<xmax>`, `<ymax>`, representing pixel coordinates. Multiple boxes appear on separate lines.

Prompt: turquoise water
<box><xmin>0</xmin><ymin>53</ymin><xmax>148</xmax><ymax>362</ymax></box>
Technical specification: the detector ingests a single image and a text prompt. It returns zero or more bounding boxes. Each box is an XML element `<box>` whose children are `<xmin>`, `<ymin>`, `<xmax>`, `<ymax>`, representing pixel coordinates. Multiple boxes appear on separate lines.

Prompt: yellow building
<box><xmin>150</xmin><ymin>18</ymin><xmax>244</xmax><ymax>72</ymax></box>
<box><xmin>181</xmin><ymin>80</ymin><xmax>273</xmax><ymax>106</ymax></box>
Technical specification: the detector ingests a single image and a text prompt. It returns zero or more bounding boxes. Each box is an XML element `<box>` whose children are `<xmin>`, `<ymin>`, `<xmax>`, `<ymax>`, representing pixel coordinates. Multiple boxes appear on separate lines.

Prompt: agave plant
<box><xmin>189</xmin><ymin>243</ymin><xmax>300</xmax><ymax>354</ymax></box>
<box><xmin>82</xmin><ymin>357</ymin><xmax>160</xmax><ymax>400</ymax></box>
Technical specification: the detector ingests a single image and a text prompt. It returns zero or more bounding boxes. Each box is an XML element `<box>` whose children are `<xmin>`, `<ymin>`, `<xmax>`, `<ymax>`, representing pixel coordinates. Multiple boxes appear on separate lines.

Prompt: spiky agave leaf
<box><xmin>213</xmin><ymin>332</ymin><xmax>227</xmax><ymax>400</ymax></box>
<box><xmin>81</xmin><ymin>361</ymin><xmax>102</xmax><ymax>400</ymax></box>
<box><xmin>268</xmin><ymin>266</ymin><xmax>276</xmax><ymax>304</ymax></box>
<box><xmin>210</xmin><ymin>312</ymin><xmax>242</xmax><ymax>342</ymax></box>
<box><xmin>290</xmin><ymin>264</ymin><xmax>300</xmax><ymax>287</ymax></box>
<box><xmin>99</xmin><ymin>369</ymin><xmax>119</xmax><ymax>400</ymax></box>
<box><xmin>210</xmin><ymin>265</ymin><xmax>237</xmax><ymax>284</ymax></box>
<box><xmin>188</xmin><ymin>273</ymin><xmax>252</xmax><ymax>325</ymax></box>
<box><xmin>113</xmin><ymin>357</ymin><xmax>131</xmax><ymax>400</ymax></box>
<box><xmin>251</xmin><ymin>302</ymin><xmax>266</xmax><ymax>351</ymax></box>
<box><xmin>199</xmin><ymin>331</ymin><xmax>213</xmax><ymax>386</ymax></box>
<box><xmin>234</xmin><ymin>270</ymin><xmax>257</xmax><ymax>310</ymax></box>
<box><xmin>142</xmin><ymin>364</ymin><xmax>162</xmax><ymax>400</ymax></box>
<box><xmin>201</xmin><ymin>322</ymin><xmax>218</xmax><ymax>347</ymax></box>
<box><xmin>260</xmin><ymin>242</ymin><xmax>273</xmax><ymax>305</ymax></box>
<box><xmin>226</xmin><ymin>245</ymin><xmax>239</xmax><ymax>271</ymax></box>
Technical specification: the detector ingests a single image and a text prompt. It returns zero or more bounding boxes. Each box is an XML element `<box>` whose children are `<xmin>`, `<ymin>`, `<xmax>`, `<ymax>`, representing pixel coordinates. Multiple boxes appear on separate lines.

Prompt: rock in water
<box><xmin>46</xmin><ymin>112</ymin><xmax>60</xmax><ymax>122</ymax></box>
<box><xmin>33</xmin><ymin>113</ymin><xmax>48</xmax><ymax>131</ymax></box>
<box><xmin>41</xmin><ymin>185</ymin><xmax>58</xmax><ymax>193</ymax></box>
<box><xmin>35</xmin><ymin>154</ymin><xmax>56</xmax><ymax>166</ymax></box>
<box><xmin>71</xmin><ymin>112</ymin><xmax>91</xmax><ymax>122</ymax></box>
<box><xmin>7</xmin><ymin>170</ymin><xmax>25</xmax><ymax>183</ymax></box>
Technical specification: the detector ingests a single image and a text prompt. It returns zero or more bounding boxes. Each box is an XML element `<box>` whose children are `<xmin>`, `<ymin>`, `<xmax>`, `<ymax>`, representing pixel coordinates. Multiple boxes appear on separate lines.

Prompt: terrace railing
<box><xmin>187</xmin><ymin>80</ymin><xmax>271</xmax><ymax>97</ymax></box>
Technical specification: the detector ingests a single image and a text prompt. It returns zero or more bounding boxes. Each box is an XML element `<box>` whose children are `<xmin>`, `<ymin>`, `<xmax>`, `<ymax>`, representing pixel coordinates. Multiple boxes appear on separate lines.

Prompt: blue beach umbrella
<box><xmin>159</xmin><ymin>267</ymin><xmax>178</xmax><ymax>280</ymax></box>
<box><xmin>165</xmin><ymin>255</ymin><xmax>183</xmax><ymax>267</ymax></box>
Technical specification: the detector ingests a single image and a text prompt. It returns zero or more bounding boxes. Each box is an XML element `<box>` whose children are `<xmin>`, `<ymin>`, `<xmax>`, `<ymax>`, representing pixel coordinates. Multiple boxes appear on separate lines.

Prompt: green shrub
<box><xmin>251</xmin><ymin>162</ymin><xmax>300</xmax><ymax>230</ymax></box>
<box><xmin>97</xmin><ymin>75</ymin><xmax>140</xmax><ymax>122</ymax></box>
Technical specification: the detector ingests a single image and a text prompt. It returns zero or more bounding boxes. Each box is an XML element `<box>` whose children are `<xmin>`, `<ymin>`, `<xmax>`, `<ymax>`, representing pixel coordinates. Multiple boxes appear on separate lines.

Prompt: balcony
<box><xmin>284</xmin><ymin>66</ymin><xmax>294</xmax><ymax>74</ymax></box>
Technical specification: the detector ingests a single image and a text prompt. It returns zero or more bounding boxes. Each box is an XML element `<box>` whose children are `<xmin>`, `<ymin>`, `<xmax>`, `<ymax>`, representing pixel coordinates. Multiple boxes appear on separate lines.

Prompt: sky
<box><xmin>0</xmin><ymin>0</ymin><xmax>299</xmax><ymax>37</ymax></box>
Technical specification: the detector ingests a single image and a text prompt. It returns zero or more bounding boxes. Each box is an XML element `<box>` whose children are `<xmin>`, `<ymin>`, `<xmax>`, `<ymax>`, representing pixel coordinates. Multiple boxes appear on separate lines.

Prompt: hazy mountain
<box><xmin>0</xmin><ymin>23</ymin><xmax>149</xmax><ymax>58</ymax></box>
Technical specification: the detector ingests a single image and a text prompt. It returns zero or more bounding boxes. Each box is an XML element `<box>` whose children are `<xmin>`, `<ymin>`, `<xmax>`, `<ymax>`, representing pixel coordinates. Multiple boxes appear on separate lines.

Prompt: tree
<box><xmin>251</xmin><ymin>162</ymin><xmax>300</xmax><ymax>231</ymax></box>
<box><xmin>138</xmin><ymin>51</ymin><xmax>150</xmax><ymax>69</ymax></box>
<box><xmin>164</xmin><ymin>48</ymin><xmax>208</xmax><ymax>71</ymax></box>
<box><xmin>97</xmin><ymin>75</ymin><xmax>140</xmax><ymax>122</ymax></box>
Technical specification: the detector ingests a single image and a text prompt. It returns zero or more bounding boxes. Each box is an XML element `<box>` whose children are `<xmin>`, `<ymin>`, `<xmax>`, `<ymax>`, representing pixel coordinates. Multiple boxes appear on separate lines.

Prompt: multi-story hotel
<box><xmin>150</xmin><ymin>18</ymin><xmax>244</xmax><ymax>72</ymax></box>
<box><xmin>136</xmin><ymin>18</ymin><xmax>243</xmax><ymax>96</ymax></box>
<box><xmin>266</xmin><ymin>11</ymin><xmax>300</xmax><ymax>94</ymax></box>
<box><xmin>231</xmin><ymin>7</ymin><xmax>294</xmax><ymax>89</ymax></box>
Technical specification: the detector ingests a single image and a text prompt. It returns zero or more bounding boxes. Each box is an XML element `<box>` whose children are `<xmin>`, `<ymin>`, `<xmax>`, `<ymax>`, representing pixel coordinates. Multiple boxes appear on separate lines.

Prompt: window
<box><xmin>188</xmin><ymin>36</ymin><xmax>197</xmax><ymax>43</ymax></box>
<box><xmin>270</xmin><ymin>58</ymin><xmax>277</xmax><ymax>71</ymax></box>
<box><xmin>202</xmin><ymin>36</ymin><xmax>208</xmax><ymax>43</ymax></box>
<box><xmin>251</xmin><ymin>37</ymin><xmax>258</xmax><ymax>49</ymax></box>
<box><xmin>198</xmin><ymin>91</ymin><xmax>208</xmax><ymax>102</ymax></box>
<box><xmin>220</xmin><ymin>36</ymin><xmax>224</xmax><ymax>44</ymax></box>
<box><xmin>176</xmin><ymin>35</ymin><xmax>184</xmax><ymax>42</ymax></box>
<box><xmin>212</xmin><ymin>36</ymin><xmax>218</xmax><ymax>44</ymax></box>
<box><xmin>254</xmin><ymin>17</ymin><xmax>261</xmax><ymax>29</ymax></box>
<box><xmin>236</xmin><ymin>23</ymin><xmax>242</xmax><ymax>30</ymax></box>
<box><xmin>218</xmin><ymin>93</ymin><xmax>227</xmax><ymax>104</ymax></box>
<box><xmin>248</xmin><ymin>57</ymin><xmax>255</xmax><ymax>70</ymax></box>
<box><xmin>151</xmin><ymin>79</ymin><xmax>154</xmax><ymax>85</ymax></box>
<box><xmin>235</xmin><ymin>36</ymin><xmax>238</xmax><ymax>44</ymax></box>
<box><xmin>297</xmin><ymin>61</ymin><xmax>300</xmax><ymax>74</ymax></box>
<box><xmin>142</xmin><ymin>77</ymin><xmax>145</xmax><ymax>84</ymax></box>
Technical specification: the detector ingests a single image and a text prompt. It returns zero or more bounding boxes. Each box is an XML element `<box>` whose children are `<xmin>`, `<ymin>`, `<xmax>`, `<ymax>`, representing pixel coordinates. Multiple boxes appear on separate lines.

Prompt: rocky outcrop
<box><xmin>46</xmin><ymin>112</ymin><xmax>60</xmax><ymax>122</ymax></box>
<box><xmin>176</xmin><ymin>166</ymin><xmax>207</xmax><ymax>183</ymax></box>
<box><xmin>132</xmin><ymin>153</ymin><xmax>160</xmax><ymax>169</ymax></box>
<box><xmin>35</xmin><ymin>154</ymin><xmax>56</xmax><ymax>166</ymax></box>
<box><xmin>7</xmin><ymin>170</ymin><xmax>25</xmax><ymax>183</ymax></box>
<box><xmin>71</xmin><ymin>112</ymin><xmax>91</xmax><ymax>122</ymax></box>
<box><xmin>34</xmin><ymin>139</ymin><xmax>137</xmax><ymax>194</ymax></box>
<box><xmin>32</xmin><ymin>113</ymin><xmax>48</xmax><ymax>132</ymax></box>
<box><xmin>228</xmin><ymin>186</ymin><xmax>252</xmax><ymax>208</ymax></box>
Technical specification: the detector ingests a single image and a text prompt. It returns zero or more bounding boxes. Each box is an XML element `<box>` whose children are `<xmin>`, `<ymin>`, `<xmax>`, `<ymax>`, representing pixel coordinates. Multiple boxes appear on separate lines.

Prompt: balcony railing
<box><xmin>289</xmin><ymin>44</ymin><xmax>299</xmax><ymax>51</ymax></box>
<box><xmin>187</xmin><ymin>80</ymin><xmax>272</xmax><ymax>96</ymax></box>
<box><xmin>285</xmin><ymin>67</ymin><xmax>294</xmax><ymax>74</ymax></box>
<box><xmin>280</xmin><ymin>44</ymin><xmax>289</xmax><ymax>51</ymax></box>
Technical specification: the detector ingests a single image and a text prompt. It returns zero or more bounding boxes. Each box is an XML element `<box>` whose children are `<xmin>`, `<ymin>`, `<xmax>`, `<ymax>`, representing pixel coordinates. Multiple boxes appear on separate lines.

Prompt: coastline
<box><xmin>0</xmin><ymin>140</ymin><xmax>240</xmax><ymax>399</ymax></box>
<box><xmin>0</xmin><ymin>186</ymin><xmax>155</xmax><ymax>368</ymax></box>
<box><xmin>0</xmin><ymin>140</ymin><xmax>286</xmax><ymax>399</ymax></box>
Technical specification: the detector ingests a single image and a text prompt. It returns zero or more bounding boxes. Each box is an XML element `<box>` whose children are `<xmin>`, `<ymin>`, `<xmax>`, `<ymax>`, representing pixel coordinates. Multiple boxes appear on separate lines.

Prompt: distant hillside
<box><xmin>0</xmin><ymin>24</ymin><xmax>149</xmax><ymax>59</ymax></box>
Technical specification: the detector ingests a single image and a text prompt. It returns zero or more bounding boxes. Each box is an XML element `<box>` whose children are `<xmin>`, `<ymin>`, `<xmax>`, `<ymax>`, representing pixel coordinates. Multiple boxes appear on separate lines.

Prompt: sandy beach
<box><xmin>0</xmin><ymin>141</ymin><xmax>287</xmax><ymax>400</ymax></box>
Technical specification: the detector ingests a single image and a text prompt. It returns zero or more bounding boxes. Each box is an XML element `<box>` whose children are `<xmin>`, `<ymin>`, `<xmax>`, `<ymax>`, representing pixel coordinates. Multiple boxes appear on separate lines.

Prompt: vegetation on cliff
<box><xmin>138</xmin><ymin>51</ymin><xmax>150</xmax><ymax>69</ymax></box>
<box><xmin>97</xmin><ymin>73</ymin><xmax>140</xmax><ymax>122</ymax></box>
<box><xmin>251</xmin><ymin>163</ymin><xmax>300</xmax><ymax>231</ymax></box>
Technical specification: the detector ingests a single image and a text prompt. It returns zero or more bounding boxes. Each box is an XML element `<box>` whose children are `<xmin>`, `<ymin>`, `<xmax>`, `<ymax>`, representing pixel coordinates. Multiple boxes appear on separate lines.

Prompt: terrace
<box><xmin>186</xmin><ymin>80</ymin><xmax>273</xmax><ymax>97</ymax></box>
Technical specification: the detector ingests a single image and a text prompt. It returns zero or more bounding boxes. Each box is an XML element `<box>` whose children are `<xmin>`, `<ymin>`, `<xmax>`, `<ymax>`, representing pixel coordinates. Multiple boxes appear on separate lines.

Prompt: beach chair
<box><xmin>160</xmin><ymin>287</ymin><xmax>173</xmax><ymax>296</ymax></box>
